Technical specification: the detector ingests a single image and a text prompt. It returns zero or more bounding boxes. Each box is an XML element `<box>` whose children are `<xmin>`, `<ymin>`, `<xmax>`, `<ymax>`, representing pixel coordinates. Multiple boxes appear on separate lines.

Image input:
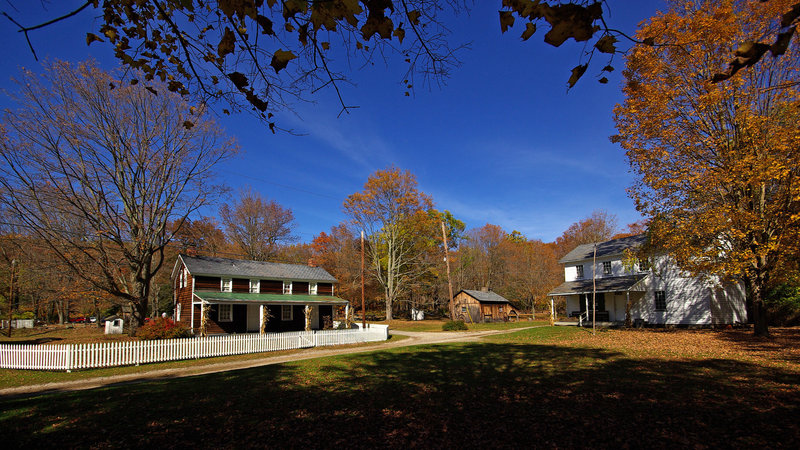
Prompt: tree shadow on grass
<box><xmin>1</xmin><ymin>342</ymin><xmax>798</xmax><ymax>449</ymax></box>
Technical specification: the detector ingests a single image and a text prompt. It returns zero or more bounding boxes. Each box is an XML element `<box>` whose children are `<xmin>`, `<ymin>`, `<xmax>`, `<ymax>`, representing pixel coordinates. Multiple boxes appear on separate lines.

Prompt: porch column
<box><xmin>344</xmin><ymin>304</ymin><xmax>350</xmax><ymax>327</ymax></box>
<box><xmin>304</xmin><ymin>305</ymin><xmax>311</xmax><ymax>331</ymax></box>
<box><xmin>550</xmin><ymin>297</ymin><xmax>555</xmax><ymax>326</ymax></box>
<box><xmin>199</xmin><ymin>302</ymin><xmax>208</xmax><ymax>337</ymax></box>
<box><xmin>259</xmin><ymin>304</ymin><xmax>266</xmax><ymax>334</ymax></box>
<box><xmin>625</xmin><ymin>291</ymin><xmax>631</xmax><ymax>328</ymax></box>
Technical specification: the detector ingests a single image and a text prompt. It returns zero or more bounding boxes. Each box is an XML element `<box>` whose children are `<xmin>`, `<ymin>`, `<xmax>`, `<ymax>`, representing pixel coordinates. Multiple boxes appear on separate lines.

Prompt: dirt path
<box><xmin>0</xmin><ymin>326</ymin><xmax>545</xmax><ymax>398</ymax></box>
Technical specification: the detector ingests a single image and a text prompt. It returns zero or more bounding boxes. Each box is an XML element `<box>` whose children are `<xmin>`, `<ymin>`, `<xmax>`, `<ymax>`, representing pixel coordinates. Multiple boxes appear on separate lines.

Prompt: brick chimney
<box><xmin>308</xmin><ymin>259</ymin><xmax>316</xmax><ymax>268</ymax></box>
<box><xmin>481</xmin><ymin>286</ymin><xmax>489</xmax><ymax>292</ymax></box>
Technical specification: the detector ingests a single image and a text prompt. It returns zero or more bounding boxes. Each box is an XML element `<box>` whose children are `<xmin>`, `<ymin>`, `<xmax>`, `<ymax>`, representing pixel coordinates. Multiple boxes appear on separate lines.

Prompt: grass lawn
<box><xmin>1</xmin><ymin>327</ymin><xmax>798</xmax><ymax>448</ymax></box>
<box><xmin>384</xmin><ymin>319</ymin><xmax>549</xmax><ymax>332</ymax></box>
<box><xmin>0</xmin><ymin>334</ymin><xmax>411</xmax><ymax>389</ymax></box>
<box><xmin>0</xmin><ymin>324</ymin><xmax>135</xmax><ymax>345</ymax></box>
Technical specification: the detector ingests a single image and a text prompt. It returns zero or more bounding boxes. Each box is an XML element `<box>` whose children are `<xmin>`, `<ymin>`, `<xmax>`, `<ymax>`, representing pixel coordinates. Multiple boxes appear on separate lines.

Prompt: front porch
<box><xmin>191</xmin><ymin>291</ymin><xmax>350</xmax><ymax>335</ymax></box>
<box><xmin>548</xmin><ymin>274</ymin><xmax>649</xmax><ymax>326</ymax></box>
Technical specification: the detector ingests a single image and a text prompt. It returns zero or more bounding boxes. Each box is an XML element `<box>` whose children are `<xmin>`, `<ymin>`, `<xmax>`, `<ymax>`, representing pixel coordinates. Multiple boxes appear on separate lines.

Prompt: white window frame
<box><xmin>221</xmin><ymin>278</ymin><xmax>232</xmax><ymax>292</ymax></box>
<box><xmin>176</xmin><ymin>303</ymin><xmax>182</xmax><ymax>321</ymax></box>
<box><xmin>283</xmin><ymin>281</ymin><xmax>292</xmax><ymax>295</ymax></box>
<box><xmin>249</xmin><ymin>279</ymin><xmax>260</xmax><ymax>294</ymax></box>
<box><xmin>575</xmin><ymin>265</ymin><xmax>584</xmax><ymax>279</ymax></box>
<box><xmin>309</xmin><ymin>282</ymin><xmax>318</xmax><ymax>295</ymax></box>
<box><xmin>178</xmin><ymin>268</ymin><xmax>186</xmax><ymax>288</ymax></box>
<box><xmin>218</xmin><ymin>304</ymin><xmax>233</xmax><ymax>322</ymax></box>
<box><xmin>281</xmin><ymin>305</ymin><xmax>293</xmax><ymax>321</ymax></box>
<box><xmin>603</xmin><ymin>261</ymin><xmax>612</xmax><ymax>275</ymax></box>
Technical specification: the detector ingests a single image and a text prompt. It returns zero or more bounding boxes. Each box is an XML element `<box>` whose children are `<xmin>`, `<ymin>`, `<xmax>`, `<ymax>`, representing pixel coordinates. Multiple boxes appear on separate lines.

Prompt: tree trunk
<box><xmin>385</xmin><ymin>292</ymin><xmax>392</xmax><ymax>321</ymax></box>
<box><xmin>750</xmin><ymin>267</ymin><xmax>770</xmax><ymax>337</ymax></box>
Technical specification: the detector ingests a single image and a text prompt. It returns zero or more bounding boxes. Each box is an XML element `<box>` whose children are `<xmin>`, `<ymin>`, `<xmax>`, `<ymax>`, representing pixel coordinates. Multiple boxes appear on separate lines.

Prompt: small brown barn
<box><xmin>454</xmin><ymin>289</ymin><xmax>518</xmax><ymax>323</ymax></box>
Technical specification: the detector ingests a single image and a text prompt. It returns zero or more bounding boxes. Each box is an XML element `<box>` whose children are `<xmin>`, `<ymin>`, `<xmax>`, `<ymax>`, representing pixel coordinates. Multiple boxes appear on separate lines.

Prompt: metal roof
<box><xmin>547</xmin><ymin>274</ymin><xmax>649</xmax><ymax>296</ymax></box>
<box><xmin>180</xmin><ymin>254</ymin><xmax>337</xmax><ymax>282</ymax></box>
<box><xmin>194</xmin><ymin>291</ymin><xmax>349</xmax><ymax>305</ymax></box>
<box><xmin>559</xmin><ymin>234</ymin><xmax>648</xmax><ymax>263</ymax></box>
<box><xmin>458</xmin><ymin>289</ymin><xmax>512</xmax><ymax>303</ymax></box>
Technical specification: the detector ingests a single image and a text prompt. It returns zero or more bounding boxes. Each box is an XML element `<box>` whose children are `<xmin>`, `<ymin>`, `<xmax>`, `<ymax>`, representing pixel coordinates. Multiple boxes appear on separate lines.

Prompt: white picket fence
<box><xmin>0</xmin><ymin>325</ymin><xmax>388</xmax><ymax>372</ymax></box>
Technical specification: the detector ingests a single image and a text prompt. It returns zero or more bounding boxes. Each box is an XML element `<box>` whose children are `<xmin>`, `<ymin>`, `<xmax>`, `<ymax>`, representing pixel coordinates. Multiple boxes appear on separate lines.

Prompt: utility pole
<box><xmin>361</xmin><ymin>230</ymin><xmax>366</xmax><ymax>329</ymax></box>
<box><xmin>592</xmin><ymin>242</ymin><xmax>597</xmax><ymax>336</ymax></box>
<box><xmin>441</xmin><ymin>221</ymin><xmax>454</xmax><ymax>320</ymax></box>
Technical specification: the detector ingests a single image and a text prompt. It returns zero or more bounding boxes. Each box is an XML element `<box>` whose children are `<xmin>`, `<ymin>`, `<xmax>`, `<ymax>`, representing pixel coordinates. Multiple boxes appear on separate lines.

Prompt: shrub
<box><xmin>442</xmin><ymin>320</ymin><xmax>468</xmax><ymax>331</ymax></box>
<box><xmin>137</xmin><ymin>317</ymin><xmax>192</xmax><ymax>340</ymax></box>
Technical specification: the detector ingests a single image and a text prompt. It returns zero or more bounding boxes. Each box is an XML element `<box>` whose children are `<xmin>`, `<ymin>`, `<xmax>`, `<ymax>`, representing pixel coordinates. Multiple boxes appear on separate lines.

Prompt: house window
<box><xmin>283</xmin><ymin>281</ymin><xmax>292</xmax><ymax>295</ymax></box>
<box><xmin>249</xmin><ymin>279</ymin><xmax>259</xmax><ymax>293</ymax></box>
<box><xmin>281</xmin><ymin>305</ymin><xmax>293</xmax><ymax>321</ymax></box>
<box><xmin>575</xmin><ymin>265</ymin><xmax>584</xmax><ymax>279</ymax></box>
<box><xmin>309</xmin><ymin>282</ymin><xmax>318</xmax><ymax>295</ymax></box>
<box><xmin>638</xmin><ymin>259</ymin><xmax>651</xmax><ymax>271</ymax></box>
<box><xmin>218</xmin><ymin>304</ymin><xmax>233</xmax><ymax>322</ymax></box>
<box><xmin>603</xmin><ymin>261</ymin><xmax>612</xmax><ymax>275</ymax></box>
<box><xmin>176</xmin><ymin>303</ymin><xmax>182</xmax><ymax>321</ymax></box>
<box><xmin>461</xmin><ymin>306</ymin><xmax>467</xmax><ymax>313</ymax></box>
<box><xmin>499</xmin><ymin>306</ymin><xmax>504</xmax><ymax>312</ymax></box>
<box><xmin>221</xmin><ymin>278</ymin><xmax>232</xmax><ymax>292</ymax></box>
<box><xmin>179</xmin><ymin>268</ymin><xmax>187</xmax><ymax>288</ymax></box>
<box><xmin>654</xmin><ymin>291</ymin><xmax>667</xmax><ymax>311</ymax></box>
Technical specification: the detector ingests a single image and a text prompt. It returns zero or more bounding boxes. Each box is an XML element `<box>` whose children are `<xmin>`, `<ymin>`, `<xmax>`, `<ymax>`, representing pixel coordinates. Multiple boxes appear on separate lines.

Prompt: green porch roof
<box><xmin>194</xmin><ymin>291</ymin><xmax>350</xmax><ymax>305</ymax></box>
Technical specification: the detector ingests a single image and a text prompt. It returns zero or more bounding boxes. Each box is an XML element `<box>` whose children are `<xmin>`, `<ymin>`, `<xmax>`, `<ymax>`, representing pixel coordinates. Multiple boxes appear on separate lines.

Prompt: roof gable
<box><xmin>180</xmin><ymin>254</ymin><xmax>337</xmax><ymax>282</ymax></box>
<box><xmin>559</xmin><ymin>234</ymin><xmax>648</xmax><ymax>264</ymax></box>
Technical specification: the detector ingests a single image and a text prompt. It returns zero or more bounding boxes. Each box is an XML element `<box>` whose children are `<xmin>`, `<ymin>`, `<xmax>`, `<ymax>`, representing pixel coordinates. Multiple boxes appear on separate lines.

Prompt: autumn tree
<box><xmin>0</xmin><ymin>60</ymin><xmax>237</xmax><ymax>334</ymax></box>
<box><xmin>460</xmin><ymin>224</ymin><xmax>510</xmax><ymax>292</ymax></box>
<box><xmin>170</xmin><ymin>217</ymin><xmax>227</xmax><ymax>256</ymax></box>
<box><xmin>311</xmin><ymin>224</ymin><xmax>382</xmax><ymax>308</ymax></box>
<box><xmin>503</xmin><ymin>237</ymin><xmax>562</xmax><ymax>315</ymax></box>
<box><xmin>554</xmin><ymin>209</ymin><xmax>619</xmax><ymax>258</ymax></box>
<box><xmin>219</xmin><ymin>188</ymin><xmax>298</xmax><ymax>261</ymax></box>
<box><xmin>614</xmin><ymin>0</ymin><xmax>800</xmax><ymax>336</ymax></box>
<box><xmin>343</xmin><ymin>167</ymin><xmax>435</xmax><ymax>320</ymax></box>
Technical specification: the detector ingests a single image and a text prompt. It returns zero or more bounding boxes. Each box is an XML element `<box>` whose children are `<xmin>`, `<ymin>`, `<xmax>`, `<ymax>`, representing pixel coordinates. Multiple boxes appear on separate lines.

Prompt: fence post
<box><xmin>65</xmin><ymin>344</ymin><xmax>72</xmax><ymax>372</ymax></box>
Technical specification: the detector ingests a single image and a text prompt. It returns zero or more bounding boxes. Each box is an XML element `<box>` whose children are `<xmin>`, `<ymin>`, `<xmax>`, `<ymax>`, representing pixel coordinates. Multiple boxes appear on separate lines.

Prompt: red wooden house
<box><xmin>172</xmin><ymin>254</ymin><xmax>349</xmax><ymax>334</ymax></box>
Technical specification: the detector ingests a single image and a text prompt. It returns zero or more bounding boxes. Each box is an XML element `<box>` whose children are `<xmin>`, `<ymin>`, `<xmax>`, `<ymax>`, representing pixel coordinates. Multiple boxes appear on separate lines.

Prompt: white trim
<box><xmin>249</xmin><ymin>279</ymin><xmax>260</xmax><ymax>293</ymax></box>
<box><xmin>283</xmin><ymin>281</ymin><xmax>292</xmax><ymax>295</ymax></box>
<box><xmin>309</xmin><ymin>282</ymin><xmax>317</xmax><ymax>295</ymax></box>
<box><xmin>221</xmin><ymin>278</ymin><xmax>232</xmax><ymax>292</ymax></box>
<box><xmin>218</xmin><ymin>304</ymin><xmax>233</xmax><ymax>322</ymax></box>
<box><xmin>281</xmin><ymin>305</ymin><xmax>293</xmax><ymax>321</ymax></box>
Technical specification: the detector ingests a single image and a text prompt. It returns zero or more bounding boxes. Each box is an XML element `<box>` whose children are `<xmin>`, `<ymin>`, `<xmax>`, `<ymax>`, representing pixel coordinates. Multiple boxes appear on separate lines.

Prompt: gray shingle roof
<box><xmin>548</xmin><ymin>274</ymin><xmax>648</xmax><ymax>296</ymax></box>
<box><xmin>180</xmin><ymin>254</ymin><xmax>337</xmax><ymax>282</ymax></box>
<box><xmin>559</xmin><ymin>234</ymin><xmax>648</xmax><ymax>263</ymax></box>
<box><xmin>459</xmin><ymin>289</ymin><xmax>512</xmax><ymax>303</ymax></box>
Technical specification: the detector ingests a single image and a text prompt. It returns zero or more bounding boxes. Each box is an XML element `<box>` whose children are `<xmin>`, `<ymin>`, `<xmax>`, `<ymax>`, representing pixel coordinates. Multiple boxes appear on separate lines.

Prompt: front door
<box><xmin>246</xmin><ymin>304</ymin><xmax>260</xmax><ymax>332</ymax></box>
<box><xmin>311</xmin><ymin>306</ymin><xmax>320</xmax><ymax>330</ymax></box>
<box><xmin>579</xmin><ymin>293</ymin><xmax>605</xmax><ymax>312</ymax></box>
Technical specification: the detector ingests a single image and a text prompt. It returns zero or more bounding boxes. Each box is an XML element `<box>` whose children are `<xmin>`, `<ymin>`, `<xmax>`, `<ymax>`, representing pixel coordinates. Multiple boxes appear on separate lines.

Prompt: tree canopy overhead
<box><xmin>16</xmin><ymin>1</ymin><xmax>795</xmax><ymax>128</ymax></box>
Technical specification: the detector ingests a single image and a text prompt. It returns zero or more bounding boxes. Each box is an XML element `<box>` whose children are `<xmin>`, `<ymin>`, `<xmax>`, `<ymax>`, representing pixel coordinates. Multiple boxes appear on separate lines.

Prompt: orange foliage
<box><xmin>614</xmin><ymin>0</ymin><xmax>800</xmax><ymax>335</ymax></box>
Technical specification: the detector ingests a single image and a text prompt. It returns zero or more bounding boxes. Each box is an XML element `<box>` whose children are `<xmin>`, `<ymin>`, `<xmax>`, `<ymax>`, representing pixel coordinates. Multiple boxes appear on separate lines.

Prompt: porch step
<box><xmin>554</xmin><ymin>321</ymin><xmax>579</xmax><ymax>327</ymax></box>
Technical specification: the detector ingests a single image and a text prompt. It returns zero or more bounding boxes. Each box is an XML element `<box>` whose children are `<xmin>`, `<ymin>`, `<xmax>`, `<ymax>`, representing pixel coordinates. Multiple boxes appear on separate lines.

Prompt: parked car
<box><xmin>68</xmin><ymin>316</ymin><xmax>87</xmax><ymax>323</ymax></box>
<box><xmin>89</xmin><ymin>316</ymin><xmax>98</xmax><ymax>323</ymax></box>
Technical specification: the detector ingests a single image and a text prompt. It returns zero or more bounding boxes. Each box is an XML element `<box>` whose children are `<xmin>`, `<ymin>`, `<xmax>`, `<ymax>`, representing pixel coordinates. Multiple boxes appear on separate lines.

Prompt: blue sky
<box><xmin>0</xmin><ymin>1</ymin><xmax>666</xmax><ymax>244</ymax></box>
